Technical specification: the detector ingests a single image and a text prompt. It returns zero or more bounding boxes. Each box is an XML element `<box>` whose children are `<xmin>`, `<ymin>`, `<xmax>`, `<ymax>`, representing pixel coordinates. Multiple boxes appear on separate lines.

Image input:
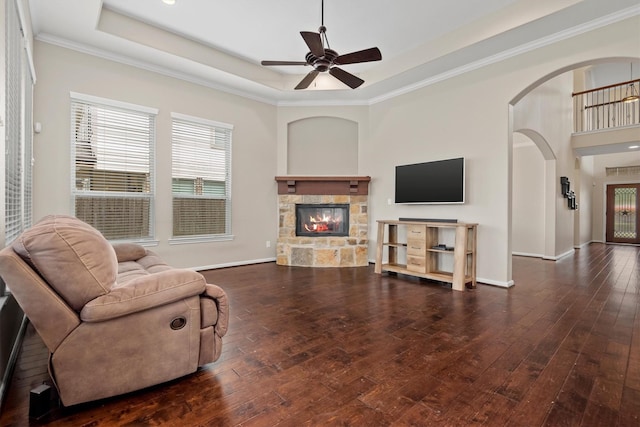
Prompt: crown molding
<box><xmin>369</xmin><ymin>4</ymin><xmax>640</xmax><ymax>105</ymax></box>
<box><xmin>35</xmin><ymin>3</ymin><xmax>640</xmax><ymax>108</ymax></box>
<box><xmin>35</xmin><ymin>33</ymin><xmax>280</xmax><ymax>106</ymax></box>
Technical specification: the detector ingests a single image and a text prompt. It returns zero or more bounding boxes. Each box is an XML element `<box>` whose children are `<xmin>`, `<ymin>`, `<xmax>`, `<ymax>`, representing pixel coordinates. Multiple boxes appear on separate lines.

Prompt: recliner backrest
<box><xmin>11</xmin><ymin>215</ymin><xmax>118</xmax><ymax>311</ymax></box>
<box><xmin>0</xmin><ymin>248</ymin><xmax>80</xmax><ymax>352</ymax></box>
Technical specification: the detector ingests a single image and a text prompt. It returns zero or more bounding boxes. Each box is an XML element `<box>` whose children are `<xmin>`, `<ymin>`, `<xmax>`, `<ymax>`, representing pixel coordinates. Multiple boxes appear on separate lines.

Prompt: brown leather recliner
<box><xmin>0</xmin><ymin>215</ymin><xmax>229</xmax><ymax>406</ymax></box>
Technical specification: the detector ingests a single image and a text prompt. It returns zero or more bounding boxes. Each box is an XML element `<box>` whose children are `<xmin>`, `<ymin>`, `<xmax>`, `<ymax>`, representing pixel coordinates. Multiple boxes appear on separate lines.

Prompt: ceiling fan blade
<box><xmin>300</xmin><ymin>31</ymin><xmax>325</xmax><ymax>57</ymax></box>
<box><xmin>261</xmin><ymin>60</ymin><xmax>308</xmax><ymax>66</ymax></box>
<box><xmin>335</xmin><ymin>47</ymin><xmax>382</xmax><ymax>65</ymax></box>
<box><xmin>329</xmin><ymin>67</ymin><xmax>364</xmax><ymax>89</ymax></box>
<box><xmin>295</xmin><ymin>70</ymin><xmax>320</xmax><ymax>90</ymax></box>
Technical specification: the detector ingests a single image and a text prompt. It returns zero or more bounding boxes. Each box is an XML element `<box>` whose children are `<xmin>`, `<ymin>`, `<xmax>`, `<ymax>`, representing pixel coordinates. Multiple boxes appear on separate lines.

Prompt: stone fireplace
<box><xmin>275</xmin><ymin>176</ymin><xmax>371</xmax><ymax>267</ymax></box>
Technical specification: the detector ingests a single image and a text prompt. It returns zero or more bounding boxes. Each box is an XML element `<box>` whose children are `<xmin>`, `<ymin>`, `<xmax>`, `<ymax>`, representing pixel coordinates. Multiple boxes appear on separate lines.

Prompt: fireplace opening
<box><xmin>296</xmin><ymin>204</ymin><xmax>349</xmax><ymax>237</ymax></box>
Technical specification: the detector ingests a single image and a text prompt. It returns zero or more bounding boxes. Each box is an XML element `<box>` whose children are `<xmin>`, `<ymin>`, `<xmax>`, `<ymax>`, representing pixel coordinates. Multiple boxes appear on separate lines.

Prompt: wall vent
<box><xmin>606</xmin><ymin>165</ymin><xmax>640</xmax><ymax>176</ymax></box>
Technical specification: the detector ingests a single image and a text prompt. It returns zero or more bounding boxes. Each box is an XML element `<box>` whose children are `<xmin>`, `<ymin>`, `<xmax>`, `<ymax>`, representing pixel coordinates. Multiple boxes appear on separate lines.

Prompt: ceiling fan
<box><xmin>261</xmin><ymin>0</ymin><xmax>382</xmax><ymax>90</ymax></box>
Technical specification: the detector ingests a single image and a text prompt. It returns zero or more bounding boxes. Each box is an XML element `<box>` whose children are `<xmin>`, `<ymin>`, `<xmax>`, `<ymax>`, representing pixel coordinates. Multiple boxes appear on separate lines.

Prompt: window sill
<box><xmin>169</xmin><ymin>235</ymin><xmax>235</xmax><ymax>245</ymax></box>
<box><xmin>108</xmin><ymin>239</ymin><xmax>160</xmax><ymax>247</ymax></box>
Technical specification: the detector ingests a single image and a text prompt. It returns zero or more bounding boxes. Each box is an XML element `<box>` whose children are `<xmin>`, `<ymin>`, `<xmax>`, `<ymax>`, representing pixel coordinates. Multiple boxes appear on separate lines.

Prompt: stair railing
<box><xmin>572</xmin><ymin>79</ymin><xmax>640</xmax><ymax>133</ymax></box>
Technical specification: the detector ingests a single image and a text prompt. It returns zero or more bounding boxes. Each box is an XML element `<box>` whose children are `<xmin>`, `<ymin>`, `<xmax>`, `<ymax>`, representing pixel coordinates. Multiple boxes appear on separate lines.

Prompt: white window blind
<box><xmin>4</xmin><ymin>0</ymin><xmax>34</xmax><ymax>246</ymax></box>
<box><xmin>24</xmin><ymin>81</ymin><xmax>33</xmax><ymax>231</ymax></box>
<box><xmin>171</xmin><ymin>113</ymin><xmax>232</xmax><ymax>238</ymax></box>
<box><xmin>71</xmin><ymin>94</ymin><xmax>157</xmax><ymax>241</ymax></box>
<box><xmin>5</xmin><ymin>1</ymin><xmax>23</xmax><ymax>245</ymax></box>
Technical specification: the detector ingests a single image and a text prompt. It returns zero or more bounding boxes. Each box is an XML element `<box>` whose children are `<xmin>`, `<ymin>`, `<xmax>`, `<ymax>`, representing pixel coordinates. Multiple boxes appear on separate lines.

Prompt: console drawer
<box><xmin>407</xmin><ymin>255</ymin><xmax>426</xmax><ymax>273</ymax></box>
<box><xmin>407</xmin><ymin>239</ymin><xmax>427</xmax><ymax>255</ymax></box>
<box><xmin>407</xmin><ymin>225</ymin><xmax>427</xmax><ymax>240</ymax></box>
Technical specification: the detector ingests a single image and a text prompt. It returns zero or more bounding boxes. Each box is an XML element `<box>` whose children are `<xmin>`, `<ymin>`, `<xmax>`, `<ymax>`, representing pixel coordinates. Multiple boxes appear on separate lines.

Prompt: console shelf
<box><xmin>375</xmin><ymin>220</ymin><xmax>477</xmax><ymax>291</ymax></box>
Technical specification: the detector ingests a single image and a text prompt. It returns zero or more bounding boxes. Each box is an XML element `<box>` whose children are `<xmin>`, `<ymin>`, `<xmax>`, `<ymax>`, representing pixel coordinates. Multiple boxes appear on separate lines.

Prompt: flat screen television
<box><xmin>395</xmin><ymin>157</ymin><xmax>465</xmax><ymax>204</ymax></box>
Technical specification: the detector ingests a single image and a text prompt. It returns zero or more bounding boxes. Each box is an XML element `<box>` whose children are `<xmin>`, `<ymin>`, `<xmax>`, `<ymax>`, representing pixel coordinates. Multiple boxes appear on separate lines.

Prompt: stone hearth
<box><xmin>275</xmin><ymin>176</ymin><xmax>370</xmax><ymax>267</ymax></box>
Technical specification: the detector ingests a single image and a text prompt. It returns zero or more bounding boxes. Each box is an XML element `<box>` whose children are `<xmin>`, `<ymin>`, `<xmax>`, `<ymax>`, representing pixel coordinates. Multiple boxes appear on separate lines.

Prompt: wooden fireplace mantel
<box><xmin>275</xmin><ymin>176</ymin><xmax>371</xmax><ymax>195</ymax></box>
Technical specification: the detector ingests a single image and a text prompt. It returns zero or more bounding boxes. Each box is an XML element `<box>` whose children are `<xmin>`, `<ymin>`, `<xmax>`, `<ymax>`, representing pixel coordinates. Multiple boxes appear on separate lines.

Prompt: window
<box><xmin>70</xmin><ymin>93</ymin><xmax>157</xmax><ymax>241</ymax></box>
<box><xmin>171</xmin><ymin>113</ymin><xmax>232</xmax><ymax>240</ymax></box>
<box><xmin>4</xmin><ymin>0</ymin><xmax>35</xmax><ymax>249</ymax></box>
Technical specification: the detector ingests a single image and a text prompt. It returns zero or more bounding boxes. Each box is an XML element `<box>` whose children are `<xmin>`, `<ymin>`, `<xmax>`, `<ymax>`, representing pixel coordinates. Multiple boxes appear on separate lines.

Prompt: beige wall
<box><xmin>33</xmin><ymin>42</ymin><xmax>278</xmax><ymax>269</ymax></box>
<box><xmin>30</xmin><ymin>15</ymin><xmax>640</xmax><ymax>285</ymax></box>
<box><xmin>512</xmin><ymin>138</ymin><xmax>545</xmax><ymax>256</ymax></box>
<box><xmin>367</xmin><ymin>67</ymin><xmax>514</xmax><ymax>285</ymax></box>
<box><xmin>363</xmin><ymin>16</ymin><xmax>639</xmax><ymax>286</ymax></box>
<box><xmin>576</xmin><ymin>156</ymin><xmax>594</xmax><ymax>247</ymax></box>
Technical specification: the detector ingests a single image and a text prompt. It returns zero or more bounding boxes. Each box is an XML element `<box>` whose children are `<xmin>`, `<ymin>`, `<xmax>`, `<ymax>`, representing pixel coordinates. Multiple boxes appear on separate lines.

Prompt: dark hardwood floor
<box><xmin>0</xmin><ymin>242</ymin><xmax>638</xmax><ymax>426</ymax></box>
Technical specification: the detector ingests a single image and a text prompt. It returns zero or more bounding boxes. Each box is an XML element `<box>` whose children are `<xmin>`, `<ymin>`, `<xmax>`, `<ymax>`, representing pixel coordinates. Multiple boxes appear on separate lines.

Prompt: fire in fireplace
<box><xmin>296</xmin><ymin>204</ymin><xmax>349</xmax><ymax>237</ymax></box>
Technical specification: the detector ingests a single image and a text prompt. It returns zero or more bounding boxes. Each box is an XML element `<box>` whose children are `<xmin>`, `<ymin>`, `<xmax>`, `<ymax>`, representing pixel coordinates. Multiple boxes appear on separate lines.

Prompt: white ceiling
<box><xmin>27</xmin><ymin>0</ymin><xmax>640</xmax><ymax>105</ymax></box>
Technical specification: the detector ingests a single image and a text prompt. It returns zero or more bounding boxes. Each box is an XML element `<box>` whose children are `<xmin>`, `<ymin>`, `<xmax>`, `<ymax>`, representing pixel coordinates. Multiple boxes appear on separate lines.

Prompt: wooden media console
<box><xmin>374</xmin><ymin>219</ymin><xmax>477</xmax><ymax>291</ymax></box>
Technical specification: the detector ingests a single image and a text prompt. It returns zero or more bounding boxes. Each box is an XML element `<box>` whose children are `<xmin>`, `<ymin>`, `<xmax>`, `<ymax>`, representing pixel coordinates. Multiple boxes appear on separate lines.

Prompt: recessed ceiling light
<box><xmin>629</xmin><ymin>145</ymin><xmax>639</xmax><ymax>149</ymax></box>
<box><xmin>162</xmin><ymin>0</ymin><xmax>176</xmax><ymax>5</ymax></box>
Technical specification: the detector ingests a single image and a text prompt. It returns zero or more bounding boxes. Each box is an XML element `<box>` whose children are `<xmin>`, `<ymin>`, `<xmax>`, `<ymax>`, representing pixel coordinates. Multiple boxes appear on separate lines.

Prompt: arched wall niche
<box><xmin>287</xmin><ymin>116</ymin><xmax>358</xmax><ymax>175</ymax></box>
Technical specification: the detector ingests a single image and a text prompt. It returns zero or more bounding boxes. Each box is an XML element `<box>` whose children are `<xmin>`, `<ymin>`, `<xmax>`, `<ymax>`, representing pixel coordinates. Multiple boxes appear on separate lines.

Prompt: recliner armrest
<box><xmin>81</xmin><ymin>269</ymin><xmax>206</xmax><ymax>322</ymax></box>
<box><xmin>111</xmin><ymin>242</ymin><xmax>147</xmax><ymax>263</ymax></box>
<box><xmin>204</xmin><ymin>284</ymin><xmax>229</xmax><ymax>337</ymax></box>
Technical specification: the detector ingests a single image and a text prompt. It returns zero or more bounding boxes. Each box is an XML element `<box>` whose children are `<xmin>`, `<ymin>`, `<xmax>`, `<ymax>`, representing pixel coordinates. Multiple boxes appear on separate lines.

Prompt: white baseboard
<box><xmin>543</xmin><ymin>248</ymin><xmax>575</xmax><ymax>261</ymax></box>
<box><xmin>512</xmin><ymin>251</ymin><xmax>544</xmax><ymax>258</ymax></box>
<box><xmin>477</xmin><ymin>278</ymin><xmax>515</xmax><ymax>288</ymax></box>
<box><xmin>193</xmin><ymin>257</ymin><xmax>277</xmax><ymax>271</ymax></box>
<box><xmin>197</xmin><ymin>258</ymin><xmax>516</xmax><ymax>289</ymax></box>
<box><xmin>574</xmin><ymin>240</ymin><xmax>595</xmax><ymax>249</ymax></box>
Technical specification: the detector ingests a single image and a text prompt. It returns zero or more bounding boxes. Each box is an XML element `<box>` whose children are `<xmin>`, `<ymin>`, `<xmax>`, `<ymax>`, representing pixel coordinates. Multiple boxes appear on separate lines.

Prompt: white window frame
<box><xmin>70</xmin><ymin>92</ymin><xmax>158</xmax><ymax>244</ymax></box>
<box><xmin>169</xmin><ymin>112</ymin><xmax>233</xmax><ymax>244</ymax></box>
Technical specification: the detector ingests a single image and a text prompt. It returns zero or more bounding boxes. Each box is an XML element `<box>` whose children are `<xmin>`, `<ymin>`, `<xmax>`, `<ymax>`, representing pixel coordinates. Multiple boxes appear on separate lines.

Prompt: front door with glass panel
<box><xmin>606</xmin><ymin>184</ymin><xmax>640</xmax><ymax>244</ymax></box>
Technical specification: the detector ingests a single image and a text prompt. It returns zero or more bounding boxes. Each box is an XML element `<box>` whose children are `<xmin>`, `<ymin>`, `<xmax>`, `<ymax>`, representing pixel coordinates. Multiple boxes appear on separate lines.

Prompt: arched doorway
<box><xmin>509</xmin><ymin>57</ymin><xmax>640</xmax><ymax>266</ymax></box>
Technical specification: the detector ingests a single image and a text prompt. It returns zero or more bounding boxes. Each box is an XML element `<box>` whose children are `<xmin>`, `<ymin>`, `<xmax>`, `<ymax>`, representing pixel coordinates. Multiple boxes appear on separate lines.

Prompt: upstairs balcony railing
<box><xmin>572</xmin><ymin>79</ymin><xmax>640</xmax><ymax>133</ymax></box>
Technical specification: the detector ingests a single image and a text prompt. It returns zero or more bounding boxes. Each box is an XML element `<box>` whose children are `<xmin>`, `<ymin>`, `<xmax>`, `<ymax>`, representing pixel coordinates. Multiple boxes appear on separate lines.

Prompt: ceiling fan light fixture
<box><xmin>260</xmin><ymin>0</ymin><xmax>381</xmax><ymax>90</ymax></box>
<box><xmin>622</xmin><ymin>62</ymin><xmax>639</xmax><ymax>103</ymax></box>
<box><xmin>622</xmin><ymin>89</ymin><xmax>639</xmax><ymax>103</ymax></box>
